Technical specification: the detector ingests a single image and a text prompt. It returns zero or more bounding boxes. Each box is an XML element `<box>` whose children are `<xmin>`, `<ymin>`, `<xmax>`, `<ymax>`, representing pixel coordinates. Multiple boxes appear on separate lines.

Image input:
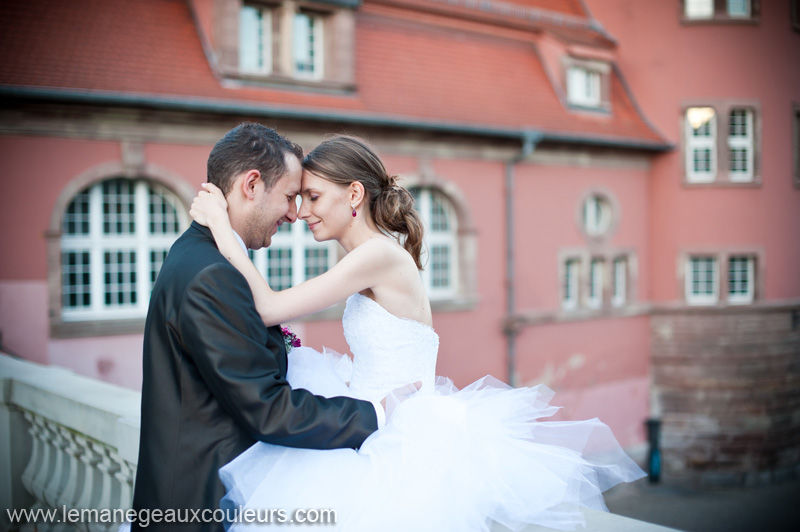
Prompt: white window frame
<box><xmin>239</xmin><ymin>4</ymin><xmax>273</xmax><ymax>74</ymax></box>
<box><xmin>60</xmin><ymin>179</ymin><xmax>186</xmax><ymax>321</ymax></box>
<box><xmin>612</xmin><ymin>256</ymin><xmax>627</xmax><ymax>307</ymax></box>
<box><xmin>562</xmin><ymin>258</ymin><xmax>580</xmax><ymax>311</ymax></box>
<box><xmin>412</xmin><ymin>188</ymin><xmax>459</xmax><ymax>300</ymax></box>
<box><xmin>686</xmin><ymin>256</ymin><xmax>719</xmax><ymax>305</ymax></box>
<box><xmin>567</xmin><ymin>66</ymin><xmax>601</xmax><ymax>108</ymax></box>
<box><xmin>685</xmin><ymin>107</ymin><xmax>718</xmax><ymax>183</ymax></box>
<box><xmin>728</xmin><ymin>108</ymin><xmax>754</xmax><ymax>182</ymax></box>
<box><xmin>727</xmin><ymin>256</ymin><xmax>755</xmax><ymax>304</ymax></box>
<box><xmin>292</xmin><ymin>11</ymin><xmax>323</xmax><ymax>80</ymax></box>
<box><xmin>587</xmin><ymin>258</ymin><xmax>604</xmax><ymax>309</ymax></box>
<box><xmin>685</xmin><ymin>0</ymin><xmax>714</xmax><ymax>19</ymax></box>
<box><xmin>583</xmin><ymin>194</ymin><xmax>613</xmax><ymax>237</ymax></box>
<box><xmin>250</xmin><ymin>213</ymin><xmax>337</xmax><ymax>292</ymax></box>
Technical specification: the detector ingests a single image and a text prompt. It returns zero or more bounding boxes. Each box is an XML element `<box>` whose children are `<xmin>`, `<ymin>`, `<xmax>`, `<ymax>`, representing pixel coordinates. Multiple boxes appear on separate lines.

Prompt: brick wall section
<box><xmin>651</xmin><ymin>304</ymin><xmax>800</xmax><ymax>485</ymax></box>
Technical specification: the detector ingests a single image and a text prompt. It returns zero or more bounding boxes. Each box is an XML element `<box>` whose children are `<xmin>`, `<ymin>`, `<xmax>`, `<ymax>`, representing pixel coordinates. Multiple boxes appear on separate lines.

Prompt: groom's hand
<box><xmin>380</xmin><ymin>381</ymin><xmax>422</xmax><ymax>420</ymax></box>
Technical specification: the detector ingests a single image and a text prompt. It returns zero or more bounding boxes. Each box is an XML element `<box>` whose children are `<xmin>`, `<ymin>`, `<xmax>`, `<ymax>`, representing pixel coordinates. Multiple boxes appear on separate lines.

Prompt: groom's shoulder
<box><xmin>159</xmin><ymin>224</ymin><xmax>232</xmax><ymax>281</ymax></box>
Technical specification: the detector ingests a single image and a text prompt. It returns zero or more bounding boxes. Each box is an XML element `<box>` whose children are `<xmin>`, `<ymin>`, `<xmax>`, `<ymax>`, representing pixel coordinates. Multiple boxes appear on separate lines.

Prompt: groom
<box><xmin>131</xmin><ymin>123</ymin><xmax>384</xmax><ymax>531</ymax></box>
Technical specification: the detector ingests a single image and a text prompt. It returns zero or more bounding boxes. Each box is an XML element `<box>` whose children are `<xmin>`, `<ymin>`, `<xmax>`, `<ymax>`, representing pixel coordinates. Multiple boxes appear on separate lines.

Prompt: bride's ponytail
<box><xmin>302</xmin><ymin>136</ymin><xmax>425</xmax><ymax>269</ymax></box>
<box><xmin>373</xmin><ymin>181</ymin><xmax>424</xmax><ymax>270</ymax></box>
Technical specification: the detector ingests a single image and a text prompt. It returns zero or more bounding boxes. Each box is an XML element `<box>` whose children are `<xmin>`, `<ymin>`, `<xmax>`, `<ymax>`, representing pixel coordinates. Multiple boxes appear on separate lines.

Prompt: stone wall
<box><xmin>651</xmin><ymin>303</ymin><xmax>800</xmax><ymax>485</ymax></box>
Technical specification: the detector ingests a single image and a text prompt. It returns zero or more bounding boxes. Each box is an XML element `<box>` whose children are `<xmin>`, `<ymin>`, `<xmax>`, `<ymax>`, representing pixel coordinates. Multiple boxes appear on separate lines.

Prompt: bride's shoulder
<box><xmin>353</xmin><ymin>236</ymin><xmax>409</xmax><ymax>264</ymax></box>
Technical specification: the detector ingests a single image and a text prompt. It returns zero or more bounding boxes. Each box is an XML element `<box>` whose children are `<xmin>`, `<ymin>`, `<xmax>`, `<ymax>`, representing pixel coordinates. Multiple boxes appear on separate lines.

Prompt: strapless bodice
<box><xmin>343</xmin><ymin>293</ymin><xmax>439</xmax><ymax>401</ymax></box>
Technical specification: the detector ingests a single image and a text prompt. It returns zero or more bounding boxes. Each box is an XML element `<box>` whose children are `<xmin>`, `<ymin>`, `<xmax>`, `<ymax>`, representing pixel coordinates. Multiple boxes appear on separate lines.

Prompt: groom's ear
<box><xmin>239</xmin><ymin>170</ymin><xmax>262</xmax><ymax>201</ymax></box>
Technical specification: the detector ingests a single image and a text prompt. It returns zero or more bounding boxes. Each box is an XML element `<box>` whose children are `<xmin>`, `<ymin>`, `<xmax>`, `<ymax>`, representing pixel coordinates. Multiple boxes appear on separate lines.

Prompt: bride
<box><xmin>190</xmin><ymin>135</ymin><xmax>644</xmax><ymax>531</ymax></box>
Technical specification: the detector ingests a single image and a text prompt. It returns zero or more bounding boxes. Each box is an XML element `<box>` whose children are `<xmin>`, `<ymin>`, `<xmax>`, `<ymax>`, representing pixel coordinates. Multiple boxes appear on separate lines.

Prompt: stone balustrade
<box><xmin>0</xmin><ymin>353</ymin><xmax>678</xmax><ymax>532</ymax></box>
<box><xmin>0</xmin><ymin>354</ymin><xmax>139</xmax><ymax>532</ymax></box>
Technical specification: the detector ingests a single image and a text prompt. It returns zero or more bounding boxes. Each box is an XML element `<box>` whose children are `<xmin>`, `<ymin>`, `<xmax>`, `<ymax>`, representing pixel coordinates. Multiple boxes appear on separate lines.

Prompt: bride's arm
<box><xmin>190</xmin><ymin>183</ymin><xmax>390</xmax><ymax>326</ymax></box>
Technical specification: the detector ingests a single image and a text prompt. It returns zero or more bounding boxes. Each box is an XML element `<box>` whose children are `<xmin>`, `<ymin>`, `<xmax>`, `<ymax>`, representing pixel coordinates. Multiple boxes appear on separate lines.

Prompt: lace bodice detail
<box><xmin>343</xmin><ymin>293</ymin><xmax>439</xmax><ymax>402</ymax></box>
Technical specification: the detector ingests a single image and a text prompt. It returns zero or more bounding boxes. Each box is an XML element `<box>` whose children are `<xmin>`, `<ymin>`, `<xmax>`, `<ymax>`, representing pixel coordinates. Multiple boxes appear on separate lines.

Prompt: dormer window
<box><xmin>217</xmin><ymin>1</ymin><xmax>355</xmax><ymax>90</ymax></box>
<box><xmin>683</xmin><ymin>0</ymin><xmax>759</xmax><ymax>22</ymax></box>
<box><xmin>239</xmin><ymin>5</ymin><xmax>272</xmax><ymax>74</ymax></box>
<box><xmin>567</xmin><ymin>67</ymin><xmax>601</xmax><ymax>108</ymax></box>
<box><xmin>292</xmin><ymin>12</ymin><xmax>323</xmax><ymax>79</ymax></box>
<box><xmin>563</xmin><ymin>58</ymin><xmax>610</xmax><ymax>111</ymax></box>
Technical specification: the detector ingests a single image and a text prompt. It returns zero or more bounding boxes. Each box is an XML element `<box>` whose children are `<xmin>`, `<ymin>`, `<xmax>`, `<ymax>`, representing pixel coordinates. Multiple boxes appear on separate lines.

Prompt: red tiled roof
<box><xmin>0</xmin><ymin>0</ymin><xmax>664</xmax><ymax>146</ymax></box>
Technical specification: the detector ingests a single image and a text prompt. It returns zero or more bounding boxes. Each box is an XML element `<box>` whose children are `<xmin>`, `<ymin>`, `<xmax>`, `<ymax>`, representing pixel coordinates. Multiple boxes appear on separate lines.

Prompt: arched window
<box><xmin>409</xmin><ymin>187</ymin><xmax>459</xmax><ymax>300</ymax></box>
<box><xmin>60</xmin><ymin>178</ymin><xmax>187</xmax><ymax>321</ymax></box>
<box><xmin>249</xmin><ymin>218</ymin><xmax>336</xmax><ymax>290</ymax></box>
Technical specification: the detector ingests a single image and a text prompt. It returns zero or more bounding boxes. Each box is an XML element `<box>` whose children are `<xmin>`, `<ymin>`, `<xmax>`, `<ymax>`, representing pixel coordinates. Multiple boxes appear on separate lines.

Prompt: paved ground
<box><xmin>604</xmin><ymin>476</ymin><xmax>800</xmax><ymax>532</ymax></box>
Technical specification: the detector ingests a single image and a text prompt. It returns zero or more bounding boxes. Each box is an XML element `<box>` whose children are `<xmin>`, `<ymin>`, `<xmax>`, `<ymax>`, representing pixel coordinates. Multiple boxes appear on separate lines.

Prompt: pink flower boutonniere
<box><xmin>281</xmin><ymin>326</ymin><xmax>301</xmax><ymax>352</ymax></box>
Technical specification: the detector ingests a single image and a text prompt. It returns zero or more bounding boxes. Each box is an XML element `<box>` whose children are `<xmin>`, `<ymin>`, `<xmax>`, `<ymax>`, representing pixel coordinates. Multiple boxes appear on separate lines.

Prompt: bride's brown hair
<box><xmin>302</xmin><ymin>136</ymin><xmax>425</xmax><ymax>270</ymax></box>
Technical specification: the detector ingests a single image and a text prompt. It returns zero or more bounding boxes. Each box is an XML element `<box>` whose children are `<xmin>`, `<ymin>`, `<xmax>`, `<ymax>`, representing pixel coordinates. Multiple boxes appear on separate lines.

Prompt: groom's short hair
<box><xmin>207</xmin><ymin>122</ymin><xmax>304</xmax><ymax>195</ymax></box>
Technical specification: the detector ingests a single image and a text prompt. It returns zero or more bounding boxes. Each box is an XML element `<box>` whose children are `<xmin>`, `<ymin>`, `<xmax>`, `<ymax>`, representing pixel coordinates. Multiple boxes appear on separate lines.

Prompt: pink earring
<box><xmin>351</xmin><ymin>204</ymin><xmax>357</xmax><ymax>218</ymax></box>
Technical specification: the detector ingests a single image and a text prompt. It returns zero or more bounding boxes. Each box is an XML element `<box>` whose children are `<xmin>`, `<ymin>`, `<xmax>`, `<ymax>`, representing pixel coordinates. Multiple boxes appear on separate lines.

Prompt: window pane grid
<box><xmin>103</xmin><ymin>250</ymin><xmax>137</xmax><ymax>306</ymax></box>
<box><xmin>149</xmin><ymin>186</ymin><xmax>181</xmax><ymax>235</ymax></box>
<box><xmin>267</xmin><ymin>248</ymin><xmax>293</xmax><ymax>291</ymax></box>
<box><xmin>728</xmin><ymin>256</ymin><xmax>754</xmax><ymax>303</ymax></box>
<box><xmin>150</xmin><ymin>249</ymin><xmax>169</xmax><ymax>290</ymax></box>
<box><xmin>430</xmin><ymin>196</ymin><xmax>449</xmax><ymax>232</ymax></box>
<box><xmin>686</xmin><ymin>108</ymin><xmax>717</xmax><ymax>182</ymax></box>
<box><xmin>430</xmin><ymin>246</ymin><xmax>451</xmax><ymax>288</ymax></box>
<box><xmin>409</xmin><ymin>187</ymin><xmax>458</xmax><ymax>298</ymax></box>
<box><xmin>61</xmin><ymin>179</ymin><xmax>185</xmax><ymax>320</ymax></box>
<box><xmin>293</xmin><ymin>13</ymin><xmax>321</xmax><ymax>78</ymax></box>
<box><xmin>304</xmin><ymin>248</ymin><xmax>329</xmax><ymax>280</ymax></box>
<box><xmin>63</xmin><ymin>189</ymin><xmax>91</xmax><ymax>235</ymax></box>
<box><xmin>240</xmin><ymin>5</ymin><xmax>271</xmax><ymax>73</ymax></box>
<box><xmin>728</xmin><ymin>109</ymin><xmax>753</xmax><ymax>181</ymax></box>
<box><xmin>62</xmin><ymin>251</ymin><xmax>91</xmax><ymax>309</ymax></box>
<box><xmin>102</xmin><ymin>179</ymin><xmax>136</xmax><ymax>235</ymax></box>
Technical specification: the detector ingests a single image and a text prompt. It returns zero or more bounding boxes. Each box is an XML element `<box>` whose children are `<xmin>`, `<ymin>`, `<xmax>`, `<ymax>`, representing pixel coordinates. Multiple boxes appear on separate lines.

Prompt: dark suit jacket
<box><xmin>131</xmin><ymin>222</ymin><xmax>377</xmax><ymax>531</ymax></box>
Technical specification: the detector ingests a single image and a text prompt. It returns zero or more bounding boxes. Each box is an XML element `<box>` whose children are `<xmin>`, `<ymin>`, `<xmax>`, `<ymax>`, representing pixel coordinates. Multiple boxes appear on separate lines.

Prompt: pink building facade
<box><xmin>1</xmin><ymin>0</ymin><xmax>797</xmax><ymax>482</ymax></box>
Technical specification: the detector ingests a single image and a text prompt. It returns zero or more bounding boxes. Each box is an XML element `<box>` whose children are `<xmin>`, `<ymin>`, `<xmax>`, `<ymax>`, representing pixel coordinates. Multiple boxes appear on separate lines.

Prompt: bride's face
<box><xmin>298</xmin><ymin>169</ymin><xmax>352</xmax><ymax>242</ymax></box>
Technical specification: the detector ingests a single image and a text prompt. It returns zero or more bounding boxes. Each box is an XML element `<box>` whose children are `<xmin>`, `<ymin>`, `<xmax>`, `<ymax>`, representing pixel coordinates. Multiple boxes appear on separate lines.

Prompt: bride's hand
<box><xmin>190</xmin><ymin>183</ymin><xmax>229</xmax><ymax>228</ymax></box>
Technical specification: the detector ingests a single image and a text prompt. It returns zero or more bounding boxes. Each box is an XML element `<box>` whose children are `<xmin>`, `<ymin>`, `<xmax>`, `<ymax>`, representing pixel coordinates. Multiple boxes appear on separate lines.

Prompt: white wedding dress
<box><xmin>219</xmin><ymin>293</ymin><xmax>645</xmax><ymax>531</ymax></box>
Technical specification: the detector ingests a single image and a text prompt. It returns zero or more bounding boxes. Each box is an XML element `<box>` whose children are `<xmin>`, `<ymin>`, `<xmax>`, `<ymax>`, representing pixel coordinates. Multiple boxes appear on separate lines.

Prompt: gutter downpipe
<box><xmin>506</xmin><ymin>131</ymin><xmax>543</xmax><ymax>387</ymax></box>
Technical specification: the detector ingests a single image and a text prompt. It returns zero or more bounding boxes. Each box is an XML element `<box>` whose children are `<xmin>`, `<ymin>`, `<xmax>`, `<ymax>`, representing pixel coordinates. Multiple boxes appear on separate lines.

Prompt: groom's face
<box><xmin>247</xmin><ymin>154</ymin><xmax>302</xmax><ymax>249</ymax></box>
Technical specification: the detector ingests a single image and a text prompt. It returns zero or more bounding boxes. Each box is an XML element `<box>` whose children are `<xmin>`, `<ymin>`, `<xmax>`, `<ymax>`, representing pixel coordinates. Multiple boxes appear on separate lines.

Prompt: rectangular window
<box><xmin>728</xmin><ymin>108</ymin><xmax>754</xmax><ymax>182</ymax></box>
<box><xmin>686</xmin><ymin>107</ymin><xmax>717</xmax><ymax>182</ymax></box>
<box><xmin>563</xmin><ymin>259</ymin><xmax>580</xmax><ymax>310</ymax></box>
<box><xmin>685</xmin><ymin>0</ymin><xmax>714</xmax><ymax>19</ymax></box>
<box><xmin>686</xmin><ymin>256</ymin><xmax>719</xmax><ymax>305</ymax></box>
<box><xmin>728</xmin><ymin>256</ymin><xmax>755</xmax><ymax>304</ymax></box>
<box><xmin>612</xmin><ymin>257</ymin><xmax>627</xmax><ymax>307</ymax></box>
<box><xmin>567</xmin><ymin>67</ymin><xmax>601</xmax><ymax>108</ymax></box>
<box><xmin>727</xmin><ymin>0</ymin><xmax>751</xmax><ymax>17</ymax></box>
<box><xmin>293</xmin><ymin>12</ymin><xmax>322</xmax><ymax>79</ymax></box>
<box><xmin>240</xmin><ymin>5</ymin><xmax>272</xmax><ymax>74</ymax></box>
<box><xmin>588</xmin><ymin>259</ymin><xmax>604</xmax><ymax>309</ymax></box>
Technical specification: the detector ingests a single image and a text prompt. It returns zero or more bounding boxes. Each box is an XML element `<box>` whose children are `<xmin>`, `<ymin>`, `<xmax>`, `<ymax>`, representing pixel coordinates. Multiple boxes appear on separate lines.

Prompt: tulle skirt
<box><xmin>219</xmin><ymin>347</ymin><xmax>645</xmax><ymax>531</ymax></box>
